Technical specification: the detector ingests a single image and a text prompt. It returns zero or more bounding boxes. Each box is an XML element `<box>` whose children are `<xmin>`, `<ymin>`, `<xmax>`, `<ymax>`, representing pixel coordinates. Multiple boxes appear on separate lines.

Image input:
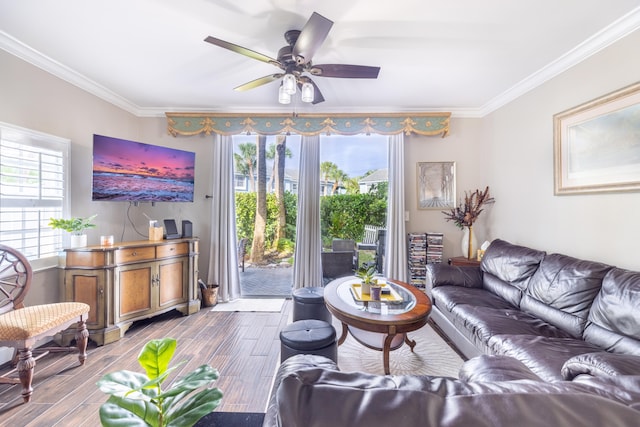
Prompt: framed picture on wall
<box><xmin>417</xmin><ymin>162</ymin><xmax>456</xmax><ymax>209</ymax></box>
<box><xmin>554</xmin><ymin>81</ymin><xmax>640</xmax><ymax>195</ymax></box>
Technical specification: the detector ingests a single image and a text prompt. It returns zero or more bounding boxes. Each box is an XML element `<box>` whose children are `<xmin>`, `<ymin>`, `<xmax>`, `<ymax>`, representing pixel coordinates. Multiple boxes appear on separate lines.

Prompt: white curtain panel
<box><xmin>207</xmin><ymin>134</ymin><xmax>241</xmax><ymax>302</ymax></box>
<box><xmin>383</xmin><ymin>133</ymin><xmax>408</xmax><ymax>282</ymax></box>
<box><xmin>292</xmin><ymin>134</ymin><xmax>323</xmax><ymax>288</ymax></box>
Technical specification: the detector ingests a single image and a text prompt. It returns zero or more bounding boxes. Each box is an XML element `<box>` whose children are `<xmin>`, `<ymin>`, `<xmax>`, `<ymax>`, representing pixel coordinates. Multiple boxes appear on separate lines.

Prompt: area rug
<box><xmin>211</xmin><ymin>298</ymin><xmax>285</xmax><ymax>312</ymax></box>
<box><xmin>335</xmin><ymin>319</ymin><xmax>465</xmax><ymax>378</ymax></box>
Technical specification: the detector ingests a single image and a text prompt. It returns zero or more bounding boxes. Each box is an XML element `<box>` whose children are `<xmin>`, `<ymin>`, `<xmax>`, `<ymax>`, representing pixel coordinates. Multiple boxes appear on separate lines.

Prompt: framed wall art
<box><xmin>554</xmin><ymin>81</ymin><xmax>640</xmax><ymax>195</ymax></box>
<box><xmin>417</xmin><ymin>161</ymin><xmax>456</xmax><ymax>209</ymax></box>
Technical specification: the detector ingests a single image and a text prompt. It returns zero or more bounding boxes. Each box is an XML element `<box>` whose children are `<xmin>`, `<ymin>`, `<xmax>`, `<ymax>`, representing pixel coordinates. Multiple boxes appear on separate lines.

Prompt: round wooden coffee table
<box><xmin>324</xmin><ymin>276</ymin><xmax>432</xmax><ymax>374</ymax></box>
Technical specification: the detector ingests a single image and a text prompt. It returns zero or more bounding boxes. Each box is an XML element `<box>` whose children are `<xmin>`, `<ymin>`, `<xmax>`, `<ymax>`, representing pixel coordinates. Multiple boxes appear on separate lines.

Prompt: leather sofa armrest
<box><xmin>459</xmin><ymin>355</ymin><xmax>543</xmax><ymax>382</ymax></box>
<box><xmin>561</xmin><ymin>352</ymin><xmax>640</xmax><ymax>380</ymax></box>
<box><xmin>427</xmin><ymin>263</ymin><xmax>483</xmax><ymax>289</ymax></box>
<box><xmin>263</xmin><ymin>354</ymin><xmax>338</xmax><ymax>427</ymax></box>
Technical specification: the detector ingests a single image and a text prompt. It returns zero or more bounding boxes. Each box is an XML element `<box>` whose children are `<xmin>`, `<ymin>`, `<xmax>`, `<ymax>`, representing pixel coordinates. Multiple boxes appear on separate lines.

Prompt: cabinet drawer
<box><xmin>157</xmin><ymin>242</ymin><xmax>188</xmax><ymax>258</ymax></box>
<box><xmin>115</xmin><ymin>246</ymin><xmax>156</xmax><ymax>263</ymax></box>
<box><xmin>66</xmin><ymin>251</ymin><xmax>108</xmax><ymax>268</ymax></box>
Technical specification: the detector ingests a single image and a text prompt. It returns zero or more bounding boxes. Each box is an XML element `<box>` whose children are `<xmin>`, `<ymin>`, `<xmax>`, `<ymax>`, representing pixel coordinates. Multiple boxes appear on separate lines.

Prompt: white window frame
<box><xmin>0</xmin><ymin>122</ymin><xmax>70</xmax><ymax>270</ymax></box>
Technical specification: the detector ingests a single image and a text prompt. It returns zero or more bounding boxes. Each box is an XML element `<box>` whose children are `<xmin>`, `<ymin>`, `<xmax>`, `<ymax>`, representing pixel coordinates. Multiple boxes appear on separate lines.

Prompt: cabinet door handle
<box><xmin>132</xmin><ymin>251</ymin><xmax>138</xmax><ymax>256</ymax></box>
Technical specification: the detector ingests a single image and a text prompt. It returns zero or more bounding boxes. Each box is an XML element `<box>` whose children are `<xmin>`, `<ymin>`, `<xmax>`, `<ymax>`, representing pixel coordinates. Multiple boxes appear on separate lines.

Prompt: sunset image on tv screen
<box><xmin>92</xmin><ymin>134</ymin><xmax>195</xmax><ymax>202</ymax></box>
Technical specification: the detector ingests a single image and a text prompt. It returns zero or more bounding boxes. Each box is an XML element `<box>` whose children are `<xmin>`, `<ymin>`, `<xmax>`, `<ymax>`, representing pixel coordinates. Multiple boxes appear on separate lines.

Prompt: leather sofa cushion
<box><xmin>275</xmin><ymin>363</ymin><xmax>640</xmax><ymax>427</ymax></box>
<box><xmin>480</xmin><ymin>239</ymin><xmax>545</xmax><ymax>305</ymax></box>
<box><xmin>519</xmin><ymin>296</ymin><xmax>586</xmax><ymax>338</ymax></box>
<box><xmin>482</xmin><ymin>272</ymin><xmax>524</xmax><ymax>307</ymax></box>
<box><xmin>584</xmin><ymin>267</ymin><xmax>640</xmax><ymax>354</ymax></box>
<box><xmin>521</xmin><ymin>253</ymin><xmax>611</xmax><ymax>337</ymax></box>
<box><xmin>561</xmin><ymin>352</ymin><xmax>640</xmax><ymax>380</ymax></box>
<box><xmin>432</xmin><ymin>286</ymin><xmax>516</xmax><ymax>314</ymax></box>
<box><xmin>263</xmin><ymin>354</ymin><xmax>338</xmax><ymax>427</ymax></box>
<box><xmin>488</xmin><ymin>334</ymin><xmax>602</xmax><ymax>381</ymax></box>
<box><xmin>427</xmin><ymin>263</ymin><xmax>483</xmax><ymax>289</ymax></box>
<box><xmin>481</xmin><ymin>239</ymin><xmax>545</xmax><ymax>290</ymax></box>
<box><xmin>450</xmin><ymin>305</ymin><xmax>572</xmax><ymax>350</ymax></box>
<box><xmin>459</xmin><ymin>355</ymin><xmax>542</xmax><ymax>382</ymax></box>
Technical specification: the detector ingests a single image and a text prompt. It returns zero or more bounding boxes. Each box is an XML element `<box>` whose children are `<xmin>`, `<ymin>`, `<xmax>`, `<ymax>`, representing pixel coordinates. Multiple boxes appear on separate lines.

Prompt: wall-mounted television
<box><xmin>92</xmin><ymin>134</ymin><xmax>195</xmax><ymax>202</ymax></box>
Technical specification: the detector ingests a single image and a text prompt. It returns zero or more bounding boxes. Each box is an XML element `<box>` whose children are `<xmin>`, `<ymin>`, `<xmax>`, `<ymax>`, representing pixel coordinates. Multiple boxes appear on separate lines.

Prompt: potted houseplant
<box><xmin>49</xmin><ymin>214</ymin><xmax>97</xmax><ymax>248</ymax></box>
<box><xmin>97</xmin><ymin>337</ymin><xmax>222</xmax><ymax>427</ymax></box>
<box><xmin>356</xmin><ymin>265</ymin><xmax>377</xmax><ymax>294</ymax></box>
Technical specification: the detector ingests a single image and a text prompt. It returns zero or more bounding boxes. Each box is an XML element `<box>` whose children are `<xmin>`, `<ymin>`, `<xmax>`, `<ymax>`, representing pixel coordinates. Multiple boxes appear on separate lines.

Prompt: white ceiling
<box><xmin>1</xmin><ymin>1</ymin><xmax>639</xmax><ymax>117</ymax></box>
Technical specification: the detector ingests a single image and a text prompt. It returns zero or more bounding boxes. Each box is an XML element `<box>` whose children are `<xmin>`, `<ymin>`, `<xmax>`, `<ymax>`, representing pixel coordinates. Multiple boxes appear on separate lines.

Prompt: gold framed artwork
<box><xmin>554</xmin><ymin>81</ymin><xmax>640</xmax><ymax>195</ymax></box>
<box><xmin>417</xmin><ymin>162</ymin><xmax>456</xmax><ymax>209</ymax></box>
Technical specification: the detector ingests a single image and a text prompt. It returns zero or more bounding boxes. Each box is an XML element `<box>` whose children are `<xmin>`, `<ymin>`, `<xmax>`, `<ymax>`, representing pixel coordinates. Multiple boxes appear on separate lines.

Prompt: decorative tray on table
<box><xmin>350</xmin><ymin>283</ymin><xmax>403</xmax><ymax>303</ymax></box>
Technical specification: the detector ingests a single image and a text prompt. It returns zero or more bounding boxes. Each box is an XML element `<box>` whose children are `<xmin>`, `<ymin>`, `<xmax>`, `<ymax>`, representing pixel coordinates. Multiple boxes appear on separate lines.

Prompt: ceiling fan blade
<box><xmin>292</xmin><ymin>12</ymin><xmax>333</xmax><ymax>64</ymax></box>
<box><xmin>310</xmin><ymin>64</ymin><xmax>380</xmax><ymax>79</ymax></box>
<box><xmin>204</xmin><ymin>36</ymin><xmax>281</xmax><ymax>67</ymax></box>
<box><xmin>299</xmin><ymin>77</ymin><xmax>325</xmax><ymax>104</ymax></box>
<box><xmin>234</xmin><ymin>74</ymin><xmax>283</xmax><ymax>91</ymax></box>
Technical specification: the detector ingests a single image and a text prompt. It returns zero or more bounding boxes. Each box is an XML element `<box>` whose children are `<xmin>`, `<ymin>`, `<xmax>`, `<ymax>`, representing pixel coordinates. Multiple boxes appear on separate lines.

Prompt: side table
<box><xmin>448</xmin><ymin>256</ymin><xmax>481</xmax><ymax>267</ymax></box>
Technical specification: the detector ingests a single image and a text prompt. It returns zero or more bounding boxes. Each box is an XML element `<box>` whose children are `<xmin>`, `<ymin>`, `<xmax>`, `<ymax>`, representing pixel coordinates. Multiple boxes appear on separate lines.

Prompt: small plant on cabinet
<box><xmin>48</xmin><ymin>214</ymin><xmax>97</xmax><ymax>235</ymax></box>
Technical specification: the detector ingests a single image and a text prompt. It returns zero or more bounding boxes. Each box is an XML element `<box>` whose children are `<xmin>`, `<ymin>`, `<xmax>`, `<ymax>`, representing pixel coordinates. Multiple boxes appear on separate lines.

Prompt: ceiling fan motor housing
<box><xmin>284</xmin><ymin>30</ymin><xmax>301</xmax><ymax>46</ymax></box>
<box><xmin>277</xmin><ymin>46</ymin><xmax>296</xmax><ymax>67</ymax></box>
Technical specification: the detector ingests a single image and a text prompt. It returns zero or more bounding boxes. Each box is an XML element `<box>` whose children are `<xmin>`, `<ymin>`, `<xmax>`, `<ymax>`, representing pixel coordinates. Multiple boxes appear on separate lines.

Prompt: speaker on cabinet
<box><xmin>163</xmin><ymin>219</ymin><xmax>181</xmax><ymax>240</ymax></box>
<box><xmin>182</xmin><ymin>220</ymin><xmax>192</xmax><ymax>238</ymax></box>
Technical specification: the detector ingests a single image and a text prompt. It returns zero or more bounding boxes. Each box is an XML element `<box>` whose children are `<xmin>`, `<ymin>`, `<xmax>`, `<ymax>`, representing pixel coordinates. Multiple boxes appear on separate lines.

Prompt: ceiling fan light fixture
<box><xmin>283</xmin><ymin>73</ymin><xmax>297</xmax><ymax>95</ymax></box>
<box><xmin>278</xmin><ymin>84</ymin><xmax>291</xmax><ymax>104</ymax></box>
<box><xmin>301</xmin><ymin>82</ymin><xmax>314</xmax><ymax>103</ymax></box>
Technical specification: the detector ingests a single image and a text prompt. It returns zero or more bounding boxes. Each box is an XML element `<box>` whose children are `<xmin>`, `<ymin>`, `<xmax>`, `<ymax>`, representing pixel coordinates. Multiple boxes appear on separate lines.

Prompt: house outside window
<box><xmin>0</xmin><ymin>122</ymin><xmax>69</xmax><ymax>268</ymax></box>
<box><xmin>234</xmin><ymin>174</ymin><xmax>247</xmax><ymax>191</ymax></box>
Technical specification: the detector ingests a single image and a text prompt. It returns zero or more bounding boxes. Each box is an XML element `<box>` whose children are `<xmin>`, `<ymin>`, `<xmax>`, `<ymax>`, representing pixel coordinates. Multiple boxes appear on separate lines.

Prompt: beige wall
<box><xmin>404</xmin><ymin>118</ymin><xmax>486</xmax><ymax>261</ymax></box>
<box><xmin>1</xmin><ymin>26</ymin><xmax>640</xmax><ymax>307</ymax></box>
<box><xmin>480</xmin><ymin>28</ymin><xmax>640</xmax><ymax>270</ymax></box>
<box><xmin>406</xmin><ymin>29</ymin><xmax>640</xmax><ymax>270</ymax></box>
<box><xmin>0</xmin><ymin>50</ymin><xmax>212</xmax><ymax>302</ymax></box>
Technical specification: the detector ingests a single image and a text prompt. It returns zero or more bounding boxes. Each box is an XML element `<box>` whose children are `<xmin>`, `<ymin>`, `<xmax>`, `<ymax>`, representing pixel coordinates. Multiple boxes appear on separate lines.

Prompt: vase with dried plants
<box><xmin>442</xmin><ymin>186</ymin><xmax>495</xmax><ymax>259</ymax></box>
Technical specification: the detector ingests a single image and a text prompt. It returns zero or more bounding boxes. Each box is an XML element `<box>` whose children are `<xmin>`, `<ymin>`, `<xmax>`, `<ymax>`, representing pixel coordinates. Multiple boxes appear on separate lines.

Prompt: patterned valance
<box><xmin>166</xmin><ymin>112</ymin><xmax>450</xmax><ymax>137</ymax></box>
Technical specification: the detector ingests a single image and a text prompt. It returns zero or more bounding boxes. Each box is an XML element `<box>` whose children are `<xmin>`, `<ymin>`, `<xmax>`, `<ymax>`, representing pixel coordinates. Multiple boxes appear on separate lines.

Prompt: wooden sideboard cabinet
<box><xmin>60</xmin><ymin>238</ymin><xmax>200</xmax><ymax>345</ymax></box>
<box><xmin>448</xmin><ymin>256</ymin><xmax>481</xmax><ymax>267</ymax></box>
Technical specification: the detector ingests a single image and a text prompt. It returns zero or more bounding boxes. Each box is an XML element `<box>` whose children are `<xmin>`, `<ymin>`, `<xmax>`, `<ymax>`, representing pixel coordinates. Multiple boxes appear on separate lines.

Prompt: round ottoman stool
<box><xmin>279</xmin><ymin>319</ymin><xmax>337</xmax><ymax>363</ymax></box>
<box><xmin>292</xmin><ymin>287</ymin><xmax>332</xmax><ymax>322</ymax></box>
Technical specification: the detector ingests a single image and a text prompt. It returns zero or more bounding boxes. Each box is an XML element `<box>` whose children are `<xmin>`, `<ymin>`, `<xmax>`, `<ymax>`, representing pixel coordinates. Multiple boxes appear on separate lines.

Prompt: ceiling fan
<box><xmin>204</xmin><ymin>12</ymin><xmax>380</xmax><ymax>104</ymax></box>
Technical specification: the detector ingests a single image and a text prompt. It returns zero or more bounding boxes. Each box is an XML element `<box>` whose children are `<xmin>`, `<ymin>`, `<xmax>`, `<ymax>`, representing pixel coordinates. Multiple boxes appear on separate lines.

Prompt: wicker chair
<box><xmin>0</xmin><ymin>245</ymin><xmax>90</xmax><ymax>403</ymax></box>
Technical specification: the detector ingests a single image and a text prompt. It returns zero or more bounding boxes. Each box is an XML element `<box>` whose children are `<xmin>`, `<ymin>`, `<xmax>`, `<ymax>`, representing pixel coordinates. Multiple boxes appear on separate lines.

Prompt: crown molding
<box><xmin>479</xmin><ymin>6</ymin><xmax>640</xmax><ymax>117</ymax></box>
<box><xmin>0</xmin><ymin>30</ymin><xmax>142</xmax><ymax>116</ymax></box>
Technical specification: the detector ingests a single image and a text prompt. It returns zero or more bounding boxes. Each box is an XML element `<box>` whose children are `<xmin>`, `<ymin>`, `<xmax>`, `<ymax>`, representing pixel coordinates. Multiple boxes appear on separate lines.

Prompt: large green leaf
<box><xmin>140</xmin><ymin>365</ymin><xmax>181</xmax><ymax>393</ymax></box>
<box><xmin>159</xmin><ymin>365</ymin><xmax>220</xmax><ymax>415</ymax></box>
<box><xmin>138</xmin><ymin>338</ymin><xmax>177</xmax><ymax>380</ymax></box>
<box><xmin>159</xmin><ymin>365</ymin><xmax>219</xmax><ymax>400</ymax></box>
<box><xmin>99</xmin><ymin>396</ymin><xmax>160</xmax><ymax>427</ymax></box>
<box><xmin>97</xmin><ymin>370</ymin><xmax>155</xmax><ymax>401</ymax></box>
<box><xmin>165</xmin><ymin>387</ymin><xmax>223</xmax><ymax>427</ymax></box>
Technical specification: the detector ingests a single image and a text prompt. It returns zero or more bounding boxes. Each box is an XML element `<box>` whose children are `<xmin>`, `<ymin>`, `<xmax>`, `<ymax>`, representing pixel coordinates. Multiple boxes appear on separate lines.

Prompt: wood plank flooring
<box><xmin>0</xmin><ymin>300</ymin><xmax>291</xmax><ymax>426</ymax></box>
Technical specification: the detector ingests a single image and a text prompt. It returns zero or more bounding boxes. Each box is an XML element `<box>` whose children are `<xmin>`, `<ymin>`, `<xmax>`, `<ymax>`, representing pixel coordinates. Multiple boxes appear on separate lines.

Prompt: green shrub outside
<box><xmin>235</xmin><ymin>191</ymin><xmax>386</xmax><ymax>252</ymax></box>
<box><xmin>235</xmin><ymin>192</ymin><xmax>297</xmax><ymax>249</ymax></box>
<box><xmin>320</xmin><ymin>193</ymin><xmax>386</xmax><ymax>248</ymax></box>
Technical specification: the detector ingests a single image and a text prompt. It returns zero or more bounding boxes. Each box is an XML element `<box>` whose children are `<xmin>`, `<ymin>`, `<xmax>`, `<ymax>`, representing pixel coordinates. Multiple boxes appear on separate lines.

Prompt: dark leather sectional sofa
<box><xmin>428</xmin><ymin>238</ymin><xmax>640</xmax><ymax>381</ymax></box>
<box><xmin>262</xmin><ymin>239</ymin><xmax>640</xmax><ymax>426</ymax></box>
